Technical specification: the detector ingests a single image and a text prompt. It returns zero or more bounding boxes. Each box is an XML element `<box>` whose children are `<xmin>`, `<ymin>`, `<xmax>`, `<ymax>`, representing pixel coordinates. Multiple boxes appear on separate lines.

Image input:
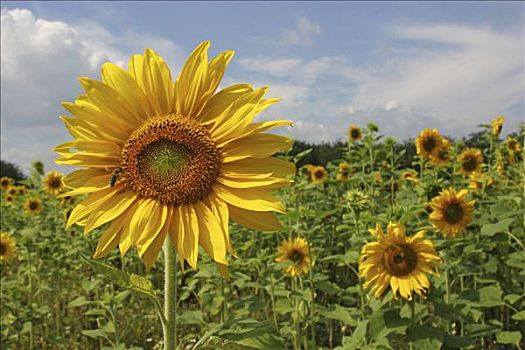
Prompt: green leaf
<box><xmin>193</xmin><ymin>318</ymin><xmax>284</xmax><ymax>350</ymax></box>
<box><xmin>480</xmin><ymin>218</ymin><xmax>514</xmax><ymax>237</ymax></box>
<box><xmin>68</xmin><ymin>296</ymin><xmax>90</xmax><ymax>308</ymax></box>
<box><xmin>511</xmin><ymin>310</ymin><xmax>525</xmax><ymax>321</ymax></box>
<box><xmin>369</xmin><ymin>309</ymin><xmax>408</xmax><ymax>340</ymax></box>
<box><xmin>178</xmin><ymin>310</ymin><xmax>205</xmax><ymax>325</ymax></box>
<box><xmin>81</xmin><ymin>329</ymin><xmax>107</xmax><ymax>339</ymax></box>
<box><xmin>457</xmin><ymin>285</ymin><xmax>504</xmax><ymax>307</ymax></box>
<box><xmin>496</xmin><ymin>331</ymin><xmax>522</xmax><ymax>346</ymax></box>
<box><xmin>273</xmin><ymin>298</ymin><xmax>294</xmax><ymax>315</ymax></box>
<box><xmin>407</xmin><ymin>325</ymin><xmax>444</xmax><ymax>350</ymax></box>
<box><xmin>340</xmin><ymin>320</ymin><xmax>368</xmax><ymax>349</ymax></box>
<box><xmin>320</xmin><ymin>305</ymin><xmax>357</xmax><ymax>326</ymax></box>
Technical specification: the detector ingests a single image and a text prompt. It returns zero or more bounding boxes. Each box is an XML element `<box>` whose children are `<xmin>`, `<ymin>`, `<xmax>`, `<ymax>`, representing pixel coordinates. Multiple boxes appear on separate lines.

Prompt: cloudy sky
<box><xmin>1</xmin><ymin>1</ymin><xmax>524</xmax><ymax>174</ymax></box>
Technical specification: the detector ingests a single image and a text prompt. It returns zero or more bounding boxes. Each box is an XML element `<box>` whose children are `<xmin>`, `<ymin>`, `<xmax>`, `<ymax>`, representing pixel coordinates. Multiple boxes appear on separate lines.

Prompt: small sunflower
<box><xmin>275</xmin><ymin>237</ymin><xmax>310</xmax><ymax>276</ymax></box>
<box><xmin>373</xmin><ymin>171</ymin><xmax>382</xmax><ymax>184</ymax></box>
<box><xmin>6</xmin><ymin>186</ymin><xmax>18</xmax><ymax>197</ymax></box>
<box><xmin>1</xmin><ymin>177</ymin><xmax>13</xmax><ymax>190</ymax></box>
<box><xmin>430</xmin><ymin>138</ymin><xmax>451</xmax><ymax>166</ymax></box>
<box><xmin>55</xmin><ymin>41</ymin><xmax>293</xmax><ymax>271</ymax></box>
<box><xmin>310</xmin><ymin>166</ymin><xmax>328</xmax><ymax>183</ymax></box>
<box><xmin>336</xmin><ymin>162</ymin><xmax>350</xmax><ymax>181</ymax></box>
<box><xmin>348</xmin><ymin>125</ymin><xmax>362</xmax><ymax>142</ymax></box>
<box><xmin>300</xmin><ymin>164</ymin><xmax>315</xmax><ymax>177</ymax></box>
<box><xmin>24</xmin><ymin>197</ymin><xmax>43</xmax><ymax>215</ymax></box>
<box><xmin>491</xmin><ymin>115</ymin><xmax>504</xmax><ymax>138</ymax></box>
<box><xmin>506</xmin><ymin>137</ymin><xmax>522</xmax><ymax>153</ymax></box>
<box><xmin>415</xmin><ymin>129</ymin><xmax>444</xmax><ymax>159</ymax></box>
<box><xmin>401</xmin><ymin>170</ymin><xmax>418</xmax><ymax>183</ymax></box>
<box><xmin>4</xmin><ymin>195</ymin><xmax>15</xmax><ymax>205</ymax></box>
<box><xmin>0</xmin><ymin>233</ymin><xmax>17</xmax><ymax>263</ymax></box>
<box><xmin>468</xmin><ymin>173</ymin><xmax>494</xmax><ymax>192</ymax></box>
<box><xmin>458</xmin><ymin>148</ymin><xmax>483</xmax><ymax>176</ymax></box>
<box><xmin>359</xmin><ymin>222</ymin><xmax>441</xmax><ymax>300</ymax></box>
<box><xmin>43</xmin><ymin>171</ymin><xmax>65</xmax><ymax>195</ymax></box>
<box><xmin>17</xmin><ymin>186</ymin><xmax>27</xmax><ymax>195</ymax></box>
<box><xmin>429</xmin><ymin>188</ymin><xmax>475</xmax><ymax>238</ymax></box>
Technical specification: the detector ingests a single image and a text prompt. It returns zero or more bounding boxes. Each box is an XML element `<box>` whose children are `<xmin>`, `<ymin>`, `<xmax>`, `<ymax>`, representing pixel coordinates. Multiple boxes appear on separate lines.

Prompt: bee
<box><xmin>110</xmin><ymin>167</ymin><xmax>123</xmax><ymax>187</ymax></box>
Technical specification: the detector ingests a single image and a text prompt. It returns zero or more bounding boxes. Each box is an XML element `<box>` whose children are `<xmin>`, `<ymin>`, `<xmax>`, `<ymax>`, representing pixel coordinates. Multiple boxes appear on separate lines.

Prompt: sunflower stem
<box><xmin>163</xmin><ymin>238</ymin><xmax>178</xmax><ymax>350</ymax></box>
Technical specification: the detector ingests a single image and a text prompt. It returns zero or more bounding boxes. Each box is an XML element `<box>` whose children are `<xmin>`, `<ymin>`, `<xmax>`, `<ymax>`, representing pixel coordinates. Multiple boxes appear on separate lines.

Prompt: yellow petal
<box><xmin>54</xmin><ymin>140</ymin><xmax>121</xmax><ymax>158</ymax></box>
<box><xmin>217</xmin><ymin>174</ymin><xmax>290</xmax><ymax>189</ymax></box>
<box><xmin>193</xmin><ymin>201</ymin><xmax>228</xmax><ymax>265</ymax></box>
<box><xmin>181</xmin><ymin>204</ymin><xmax>199</xmax><ymax>269</ymax></box>
<box><xmin>228</xmin><ymin>205</ymin><xmax>282</xmax><ymax>231</ymax></box>
<box><xmin>138</xmin><ymin>205</ymin><xmax>170</xmax><ymax>270</ymax></box>
<box><xmin>222</xmin><ymin>134</ymin><xmax>293</xmax><ymax>162</ymax></box>
<box><xmin>214</xmin><ymin>184</ymin><xmax>285</xmax><ymax>213</ymax></box>
<box><xmin>84</xmin><ymin>191</ymin><xmax>138</xmax><ymax>234</ymax></box>
<box><xmin>220</xmin><ymin>157</ymin><xmax>295</xmax><ymax>178</ymax></box>
<box><xmin>198</xmin><ymin>84</ymin><xmax>253</xmax><ymax>124</ymax></box>
<box><xmin>204</xmin><ymin>191</ymin><xmax>234</xmax><ymax>255</ymax></box>
<box><xmin>67</xmin><ymin>185</ymin><xmax>122</xmax><ymax>228</ymax></box>
<box><xmin>93</xmin><ymin>213</ymin><xmax>129</xmax><ymax>258</ymax></box>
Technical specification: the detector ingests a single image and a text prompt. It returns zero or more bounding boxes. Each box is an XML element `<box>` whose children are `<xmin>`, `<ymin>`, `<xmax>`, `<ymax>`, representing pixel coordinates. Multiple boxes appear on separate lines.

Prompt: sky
<box><xmin>1</xmin><ymin>1</ymin><xmax>524</xmax><ymax>174</ymax></box>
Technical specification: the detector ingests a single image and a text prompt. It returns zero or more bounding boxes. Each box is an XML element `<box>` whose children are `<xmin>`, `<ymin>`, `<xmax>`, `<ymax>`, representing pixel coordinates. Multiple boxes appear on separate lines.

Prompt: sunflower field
<box><xmin>1</xmin><ymin>43</ymin><xmax>524</xmax><ymax>350</ymax></box>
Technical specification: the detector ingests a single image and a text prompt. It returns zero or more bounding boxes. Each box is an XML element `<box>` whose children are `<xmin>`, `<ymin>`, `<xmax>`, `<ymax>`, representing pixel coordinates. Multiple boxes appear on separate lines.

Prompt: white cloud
<box><xmin>282</xmin><ymin>16</ymin><xmax>322</xmax><ymax>47</ymax></box>
<box><xmin>0</xmin><ymin>8</ymin><xmax>184</xmax><ymax>173</ymax></box>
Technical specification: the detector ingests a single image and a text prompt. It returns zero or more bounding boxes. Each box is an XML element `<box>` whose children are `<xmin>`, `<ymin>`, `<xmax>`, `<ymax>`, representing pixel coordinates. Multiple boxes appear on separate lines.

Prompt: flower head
<box><xmin>458</xmin><ymin>148</ymin><xmax>483</xmax><ymax>176</ymax></box>
<box><xmin>430</xmin><ymin>138</ymin><xmax>451</xmax><ymax>166</ymax></box>
<box><xmin>310</xmin><ymin>166</ymin><xmax>328</xmax><ymax>183</ymax></box>
<box><xmin>0</xmin><ymin>233</ymin><xmax>17</xmax><ymax>263</ymax></box>
<box><xmin>275</xmin><ymin>237</ymin><xmax>310</xmax><ymax>276</ymax></box>
<box><xmin>348</xmin><ymin>125</ymin><xmax>362</xmax><ymax>142</ymax></box>
<box><xmin>491</xmin><ymin>115</ymin><xmax>504</xmax><ymax>137</ymax></box>
<box><xmin>24</xmin><ymin>197</ymin><xmax>43</xmax><ymax>215</ymax></box>
<box><xmin>1</xmin><ymin>177</ymin><xmax>13</xmax><ymax>190</ymax></box>
<box><xmin>55</xmin><ymin>42</ymin><xmax>294</xmax><ymax>271</ymax></box>
<box><xmin>429</xmin><ymin>188</ymin><xmax>475</xmax><ymax>238</ymax></box>
<box><xmin>43</xmin><ymin>171</ymin><xmax>65</xmax><ymax>195</ymax></box>
<box><xmin>359</xmin><ymin>223</ymin><xmax>441</xmax><ymax>300</ymax></box>
<box><xmin>336</xmin><ymin>162</ymin><xmax>350</xmax><ymax>181</ymax></box>
<box><xmin>415</xmin><ymin>129</ymin><xmax>444</xmax><ymax>159</ymax></box>
<box><xmin>506</xmin><ymin>137</ymin><xmax>522</xmax><ymax>154</ymax></box>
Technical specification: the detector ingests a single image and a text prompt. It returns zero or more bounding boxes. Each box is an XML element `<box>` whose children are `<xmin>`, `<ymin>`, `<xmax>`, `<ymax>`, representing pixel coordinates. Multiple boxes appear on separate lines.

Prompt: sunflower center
<box><xmin>290</xmin><ymin>250</ymin><xmax>303</xmax><ymax>264</ymax></box>
<box><xmin>122</xmin><ymin>115</ymin><xmax>220</xmax><ymax>205</ymax></box>
<box><xmin>462</xmin><ymin>156</ymin><xmax>477</xmax><ymax>171</ymax></box>
<box><xmin>384</xmin><ymin>244</ymin><xmax>418</xmax><ymax>276</ymax></box>
<box><xmin>444</xmin><ymin>202</ymin><xmax>464</xmax><ymax>224</ymax></box>
<box><xmin>29</xmin><ymin>201</ymin><xmax>38</xmax><ymax>210</ymax></box>
<box><xmin>314</xmin><ymin>170</ymin><xmax>324</xmax><ymax>179</ymax></box>
<box><xmin>422</xmin><ymin>137</ymin><xmax>436</xmax><ymax>152</ymax></box>
<box><xmin>0</xmin><ymin>243</ymin><xmax>6</xmax><ymax>255</ymax></box>
<box><xmin>49</xmin><ymin>178</ymin><xmax>61</xmax><ymax>189</ymax></box>
<box><xmin>350</xmin><ymin>129</ymin><xmax>360</xmax><ymax>139</ymax></box>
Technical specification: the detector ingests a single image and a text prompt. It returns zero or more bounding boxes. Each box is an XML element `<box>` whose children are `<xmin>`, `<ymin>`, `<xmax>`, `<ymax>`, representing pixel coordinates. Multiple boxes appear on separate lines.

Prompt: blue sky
<box><xmin>1</xmin><ymin>1</ymin><xmax>524</xmax><ymax>173</ymax></box>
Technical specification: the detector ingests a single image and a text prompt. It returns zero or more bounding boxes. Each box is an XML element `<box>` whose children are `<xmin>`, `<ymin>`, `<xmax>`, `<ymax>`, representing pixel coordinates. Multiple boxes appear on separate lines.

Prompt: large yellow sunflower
<box><xmin>458</xmin><ymin>148</ymin><xmax>483</xmax><ymax>176</ymax></box>
<box><xmin>275</xmin><ymin>237</ymin><xmax>310</xmax><ymax>276</ymax></box>
<box><xmin>1</xmin><ymin>177</ymin><xmax>13</xmax><ymax>191</ymax></box>
<box><xmin>43</xmin><ymin>171</ymin><xmax>65</xmax><ymax>195</ymax></box>
<box><xmin>55</xmin><ymin>42</ymin><xmax>294</xmax><ymax>271</ymax></box>
<box><xmin>0</xmin><ymin>233</ymin><xmax>17</xmax><ymax>263</ymax></box>
<box><xmin>491</xmin><ymin>115</ymin><xmax>504</xmax><ymax>137</ymax></box>
<box><xmin>429</xmin><ymin>188</ymin><xmax>475</xmax><ymax>238</ymax></box>
<box><xmin>347</xmin><ymin>125</ymin><xmax>362</xmax><ymax>142</ymax></box>
<box><xmin>415</xmin><ymin>129</ymin><xmax>444</xmax><ymax>159</ymax></box>
<box><xmin>24</xmin><ymin>197</ymin><xmax>43</xmax><ymax>215</ymax></box>
<box><xmin>359</xmin><ymin>223</ymin><xmax>441</xmax><ymax>300</ymax></box>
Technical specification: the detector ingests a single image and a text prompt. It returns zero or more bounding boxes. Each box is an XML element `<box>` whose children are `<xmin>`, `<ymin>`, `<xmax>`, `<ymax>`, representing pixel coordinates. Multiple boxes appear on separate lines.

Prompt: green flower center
<box><xmin>122</xmin><ymin>115</ymin><xmax>220</xmax><ymax>205</ymax></box>
<box><xmin>444</xmin><ymin>202</ymin><xmax>464</xmax><ymax>224</ymax></box>
<box><xmin>384</xmin><ymin>244</ymin><xmax>418</xmax><ymax>276</ymax></box>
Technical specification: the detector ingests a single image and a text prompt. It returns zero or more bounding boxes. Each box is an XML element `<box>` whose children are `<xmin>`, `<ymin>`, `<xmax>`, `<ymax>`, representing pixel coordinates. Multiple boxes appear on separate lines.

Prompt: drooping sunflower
<box><xmin>491</xmin><ymin>115</ymin><xmax>504</xmax><ymax>138</ymax></box>
<box><xmin>1</xmin><ymin>177</ymin><xmax>13</xmax><ymax>190</ymax></box>
<box><xmin>55</xmin><ymin>42</ymin><xmax>294</xmax><ymax>271</ymax></box>
<box><xmin>24</xmin><ymin>197</ymin><xmax>43</xmax><ymax>215</ymax></box>
<box><xmin>415</xmin><ymin>129</ymin><xmax>444</xmax><ymax>159</ymax></box>
<box><xmin>275</xmin><ymin>237</ymin><xmax>310</xmax><ymax>276</ymax></box>
<box><xmin>458</xmin><ymin>148</ymin><xmax>483</xmax><ymax>176</ymax></box>
<box><xmin>310</xmin><ymin>166</ymin><xmax>328</xmax><ymax>183</ymax></box>
<box><xmin>348</xmin><ymin>125</ymin><xmax>362</xmax><ymax>142</ymax></box>
<box><xmin>43</xmin><ymin>171</ymin><xmax>65</xmax><ymax>195</ymax></box>
<box><xmin>429</xmin><ymin>188</ymin><xmax>475</xmax><ymax>238</ymax></box>
<box><xmin>0</xmin><ymin>233</ymin><xmax>17</xmax><ymax>263</ymax></box>
<box><xmin>359</xmin><ymin>222</ymin><xmax>441</xmax><ymax>300</ymax></box>
<box><xmin>336</xmin><ymin>162</ymin><xmax>350</xmax><ymax>181</ymax></box>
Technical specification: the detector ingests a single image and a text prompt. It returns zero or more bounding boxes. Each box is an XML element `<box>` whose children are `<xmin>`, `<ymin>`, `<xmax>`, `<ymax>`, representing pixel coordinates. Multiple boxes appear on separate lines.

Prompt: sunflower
<box><xmin>415</xmin><ymin>129</ymin><xmax>444</xmax><ymax>159</ymax></box>
<box><xmin>506</xmin><ymin>137</ymin><xmax>522</xmax><ymax>154</ymax></box>
<box><xmin>468</xmin><ymin>173</ymin><xmax>494</xmax><ymax>192</ymax></box>
<box><xmin>54</xmin><ymin>41</ymin><xmax>294</xmax><ymax>271</ymax></box>
<box><xmin>429</xmin><ymin>188</ymin><xmax>475</xmax><ymax>238</ymax></box>
<box><xmin>491</xmin><ymin>115</ymin><xmax>504</xmax><ymax>138</ymax></box>
<box><xmin>300</xmin><ymin>164</ymin><xmax>315</xmax><ymax>177</ymax></box>
<box><xmin>17</xmin><ymin>186</ymin><xmax>27</xmax><ymax>196</ymax></box>
<box><xmin>359</xmin><ymin>222</ymin><xmax>441</xmax><ymax>300</ymax></box>
<box><xmin>458</xmin><ymin>148</ymin><xmax>483</xmax><ymax>176</ymax></box>
<box><xmin>429</xmin><ymin>138</ymin><xmax>451</xmax><ymax>166</ymax></box>
<box><xmin>275</xmin><ymin>237</ymin><xmax>310</xmax><ymax>276</ymax></box>
<box><xmin>373</xmin><ymin>171</ymin><xmax>382</xmax><ymax>184</ymax></box>
<box><xmin>43</xmin><ymin>171</ymin><xmax>65</xmax><ymax>195</ymax></box>
<box><xmin>6</xmin><ymin>186</ymin><xmax>18</xmax><ymax>197</ymax></box>
<box><xmin>4</xmin><ymin>195</ymin><xmax>14</xmax><ymax>205</ymax></box>
<box><xmin>0</xmin><ymin>233</ymin><xmax>17</xmax><ymax>263</ymax></box>
<box><xmin>401</xmin><ymin>170</ymin><xmax>418</xmax><ymax>183</ymax></box>
<box><xmin>310</xmin><ymin>166</ymin><xmax>328</xmax><ymax>183</ymax></box>
<box><xmin>336</xmin><ymin>162</ymin><xmax>350</xmax><ymax>181</ymax></box>
<box><xmin>1</xmin><ymin>177</ymin><xmax>13</xmax><ymax>190</ymax></box>
<box><xmin>24</xmin><ymin>197</ymin><xmax>43</xmax><ymax>215</ymax></box>
<box><xmin>348</xmin><ymin>125</ymin><xmax>362</xmax><ymax>142</ymax></box>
